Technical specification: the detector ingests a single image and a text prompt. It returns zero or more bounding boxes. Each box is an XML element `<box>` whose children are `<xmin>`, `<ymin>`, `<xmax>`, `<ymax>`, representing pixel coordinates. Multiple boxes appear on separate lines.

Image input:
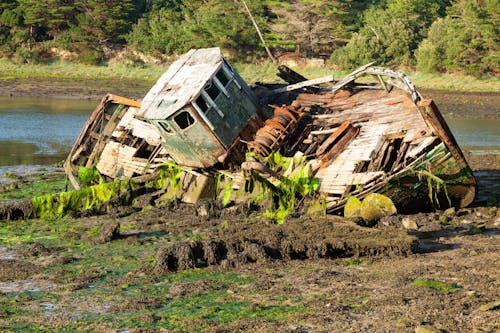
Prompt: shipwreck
<box><xmin>64</xmin><ymin>47</ymin><xmax>476</xmax><ymax>218</ymax></box>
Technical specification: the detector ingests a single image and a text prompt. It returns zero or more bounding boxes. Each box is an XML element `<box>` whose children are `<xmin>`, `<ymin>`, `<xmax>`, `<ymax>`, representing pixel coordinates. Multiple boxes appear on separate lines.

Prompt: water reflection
<box><xmin>0</xmin><ymin>97</ymin><xmax>96</xmax><ymax>167</ymax></box>
<box><xmin>445</xmin><ymin>118</ymin><xmax>500</xmax><ymax>154</ymax></box>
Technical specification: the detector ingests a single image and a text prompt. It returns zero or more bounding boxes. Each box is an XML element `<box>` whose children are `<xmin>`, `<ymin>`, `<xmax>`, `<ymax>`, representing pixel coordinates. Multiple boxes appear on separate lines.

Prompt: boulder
<box><xmin>344</xmin><ymin>196</ymin><xmax>362</xmax><ymax>218</ymax></box>
<box><xmin>360</xmin><ymin>193</ymin><xmax>397</xmax><ymax>223</ymax></box>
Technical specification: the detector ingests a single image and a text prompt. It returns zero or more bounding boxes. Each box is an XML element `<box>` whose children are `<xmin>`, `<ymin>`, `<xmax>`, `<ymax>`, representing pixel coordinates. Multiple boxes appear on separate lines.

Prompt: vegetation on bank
<box><xmin>0</xmin><ymin>0</ymin><xmax>497</xmax><ymax>77</ymax></box>
<box><xmin>0</xmin><ymin>59</ymin><xmax>498</xmax><ymax>93</ymax></box>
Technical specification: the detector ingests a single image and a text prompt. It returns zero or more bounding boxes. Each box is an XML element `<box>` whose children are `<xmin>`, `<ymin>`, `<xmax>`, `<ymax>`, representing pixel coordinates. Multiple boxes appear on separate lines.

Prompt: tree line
<box><xmin>0</xmin><ymin>0</ymin><xmax>497</xmax><ymax>75</ymax></box>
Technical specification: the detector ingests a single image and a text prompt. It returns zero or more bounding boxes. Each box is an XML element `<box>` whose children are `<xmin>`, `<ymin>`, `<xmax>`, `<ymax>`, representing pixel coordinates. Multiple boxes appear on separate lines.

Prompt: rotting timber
<box><xmin>58</xmin><ymin>47</ymin><xmax>477</xmax><ymax>219</ymax></box>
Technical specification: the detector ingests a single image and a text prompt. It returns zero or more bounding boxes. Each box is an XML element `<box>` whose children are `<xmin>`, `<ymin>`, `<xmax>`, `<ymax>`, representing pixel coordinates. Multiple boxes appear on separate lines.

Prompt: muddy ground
<box><xmin>0</xmin><ymin>77</ymin><xmax>151</xmax><ymax>100</ymax></box>
<box><xmin>0</xmin><ymin>152</ymin><xmax>498</xmax><ymax>332</ymax></box>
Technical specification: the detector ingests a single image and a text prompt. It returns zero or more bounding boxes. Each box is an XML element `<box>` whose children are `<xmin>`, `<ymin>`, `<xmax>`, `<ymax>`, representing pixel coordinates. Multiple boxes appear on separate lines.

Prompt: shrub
<box><xmin>13</xmin><ymin>46</ymin><xmax>41</xmax><ymax>64</ymax></box>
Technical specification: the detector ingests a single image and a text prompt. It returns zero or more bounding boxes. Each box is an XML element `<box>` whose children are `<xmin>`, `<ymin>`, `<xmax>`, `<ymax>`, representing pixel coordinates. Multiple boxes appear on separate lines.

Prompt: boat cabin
<box><xmin>136</xmin><ymin>47</ymin><xmax>264</xmax><ymax>168</ymax></box>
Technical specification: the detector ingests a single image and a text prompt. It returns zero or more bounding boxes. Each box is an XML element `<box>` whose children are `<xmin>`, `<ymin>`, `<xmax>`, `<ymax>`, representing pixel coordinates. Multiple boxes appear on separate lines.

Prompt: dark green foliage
<box><xmin>267</xmin><ymin>0</ymin><xmax>353</xmax><ymax>56</ymax></box>
<box><xmin>0</xmin><ymin>0</ymin><xmax>495</xmax><ymax>75</ymax></box>
<box><xmin>127</xmin><ymin>0</ymin><xmax>266</xmax><ymax>59</ymax></box>
<box><xmin>416</xmin><ymin>0</ymin><xmax>499</xmax><ymax>75</ymax></box>
<box><xmin>333</xmin><ymin>0</ymin><xmax>451</xmax><ymax>68</ymax></box>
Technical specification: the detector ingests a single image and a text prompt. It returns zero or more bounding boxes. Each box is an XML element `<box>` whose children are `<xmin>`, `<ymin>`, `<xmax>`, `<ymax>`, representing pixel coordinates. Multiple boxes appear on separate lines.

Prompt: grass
<box><xmin>0</xmin><ymin>58</ymin><xmax>498</xmax><ymax>93</ymax></box>
<box><xmin>0</xmin><ymin>59</ymin><xmax>164</xmax><ymax>81</ymax></box>
<box><xmin>344</xmin><ymin>258</ymin><xmax>363</xmax><ymax>266</ymax></box>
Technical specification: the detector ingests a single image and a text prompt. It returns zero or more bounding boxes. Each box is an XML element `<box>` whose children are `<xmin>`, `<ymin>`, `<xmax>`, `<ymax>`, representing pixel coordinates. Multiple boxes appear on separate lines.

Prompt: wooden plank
<box><xmin>317</xmin><ymin>125</ymin><xmax>360</xmax><ymax>170</ymax></box>
<box><xmin>267</xmin><ymin>75</ymin><xmax>335</xmax><ymax>95</ymax></box>
<box><xmin>406</xmin><ymin>136</ymin><xmax>437</xmax><ymax>159</ymax></box>
<box><xmin>316</xmin><ymin>121</ymin><xmax>352</xmax><ymax>156</ymax></box>
<box><xmin>418</xmin><ymin>99</ymin><xmax>468</xmax><ymax>164</ymax></box>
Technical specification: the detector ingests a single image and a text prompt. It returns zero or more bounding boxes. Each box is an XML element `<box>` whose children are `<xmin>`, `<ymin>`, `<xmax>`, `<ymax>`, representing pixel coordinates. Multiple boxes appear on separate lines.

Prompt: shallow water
<box><xmin>0</xmin><ymin>97</ymin><xmax>95</xmax><ymax>168</ymax></box>
<box><xmin>445</xmin><ymin>118</ymin><xmax>500</xmax><ymax>154</ymax></box>
<box><xmin>0</xmin><ymin>94</ymin><xmax>498</xmax><ymax>172</ymax></box>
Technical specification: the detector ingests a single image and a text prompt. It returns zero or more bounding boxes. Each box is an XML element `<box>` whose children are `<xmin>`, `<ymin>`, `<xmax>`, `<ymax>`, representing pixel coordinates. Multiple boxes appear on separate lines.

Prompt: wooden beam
<box><xmin>267</xmin><ymin>75</ymin><xmax>335</xmax><ymax>96</ymax></box>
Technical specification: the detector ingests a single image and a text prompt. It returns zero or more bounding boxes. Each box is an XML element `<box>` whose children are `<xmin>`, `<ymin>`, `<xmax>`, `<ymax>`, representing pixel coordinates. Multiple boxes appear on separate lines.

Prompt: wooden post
<box><xmin>240</xmin><ymin>0</ymin><xmax>276</xmax><ymax>64</ymax></box>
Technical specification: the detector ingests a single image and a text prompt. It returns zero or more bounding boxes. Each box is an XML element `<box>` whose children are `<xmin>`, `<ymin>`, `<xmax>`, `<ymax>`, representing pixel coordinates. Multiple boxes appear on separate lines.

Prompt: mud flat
<box><xmin>0</xmin><ymin>150</ymin><xmax>498</xmax><ymax>332</ymax></box>
<box><xmin>0</xmin><ymin>77</ymin><xmax>151</xmax><ymax>100</ymax></box>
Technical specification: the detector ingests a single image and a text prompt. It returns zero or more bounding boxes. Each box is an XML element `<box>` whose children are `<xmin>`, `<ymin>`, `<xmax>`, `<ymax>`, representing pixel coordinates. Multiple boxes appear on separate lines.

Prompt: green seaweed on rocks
<box><xmin>150</xmin><ymin>162</ymin><xmax>185</xmax><ymax>200</ymax></box>
<box><xmin>31</xmin><ymin>179</ymin><xmax>136</xmax><ymax>219</ymax></box>
<box><xmin>78</xmin><ymin>166</ymin><xmax>101</xmax><ymax>185</ymax></box>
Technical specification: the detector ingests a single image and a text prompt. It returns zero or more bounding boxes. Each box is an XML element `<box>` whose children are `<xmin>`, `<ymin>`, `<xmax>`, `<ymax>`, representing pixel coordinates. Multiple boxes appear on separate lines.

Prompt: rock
<box><xmin>438</xmin><ymin>215</ymin><xmax>450</xmax><ymax>224</ymax></box>
<box><xmin>494</xmin><ymin>216</ymin><xmax>500</xmax><ymax>227</ymax></box>
<box><xmin>479</xmin><ymin>300</ymin><xmax>500</xmax><ymax>311</ymax></box>
<box><xmin>402</xmin><ymin>218</ymin><xmax>418</xmax><ymax>230</ymax></box>
<box><xmin>344</xmin><ymin>196</ymin><xmax>362</xmax><ymax>218</ymax></box>
<box><xmin>196</xmin><ymin>203</ymin><xmax>209</xmax><ymax>218</ymax></box>
<box><xmin>443</xmin><ymin>207</ymin><xmax>456</xmax><ymax>217</ymax></box>
<box><xmin>359</xmin><ymin>193</ymin><xmax>397</xmax><ymax>223</ymax></box>
<box><xmin>305</xmin><ymin>198</ymin><xmax>326</xmax><ymax>217</ymax></box>
<box><xmin>415</xmin><ymin>325</ymin><xmax>443</xmax><ymax>333</ymax></box>
<box><xmin>93</xmin><ymin>221</ymin><xmax>120</xmax><ymax>244</ymax></box>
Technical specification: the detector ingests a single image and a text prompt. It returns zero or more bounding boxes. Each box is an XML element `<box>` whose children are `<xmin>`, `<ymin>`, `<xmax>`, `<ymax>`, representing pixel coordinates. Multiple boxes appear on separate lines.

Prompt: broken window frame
<box><xmin>221</xmin><ymin>59</ymin><xmax>241</xmax><ymax>89</ymax></box>
<box><xmin>173</xmin><ymin>110</ymin><xmax>196</xmax><ymax>131</ymax></box>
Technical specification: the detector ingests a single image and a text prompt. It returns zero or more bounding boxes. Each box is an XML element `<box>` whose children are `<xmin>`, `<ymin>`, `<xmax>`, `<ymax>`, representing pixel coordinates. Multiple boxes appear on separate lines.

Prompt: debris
<box><xmin>56</xmin><ymin>47</ymin><xmax>477</xmax><ymax>220</ymax></box>
<box><xmin>479</xmin><ymin>300</ymin><xmax>500</xmax><ymax>311</ymax></box>
<box><xmin>402</xmin><ymin>218</ymin><xmax>419</xmax><ymax>230</ymax></box>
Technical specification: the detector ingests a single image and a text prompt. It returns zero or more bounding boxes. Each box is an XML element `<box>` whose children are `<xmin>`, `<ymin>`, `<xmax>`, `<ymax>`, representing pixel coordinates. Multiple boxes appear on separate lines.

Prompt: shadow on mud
<box><xmin>472</xmin><ymin>169</ymin><xmax>500</xmax><ymax>207</ymax></box>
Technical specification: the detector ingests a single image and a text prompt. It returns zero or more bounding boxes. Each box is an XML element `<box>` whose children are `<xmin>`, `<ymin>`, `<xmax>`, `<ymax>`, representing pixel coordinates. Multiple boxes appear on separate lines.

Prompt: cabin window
<box><xmin>205</xmin><ymin>81</ymin><xmax>221</xmax><ymax>101</ymax></box>
<box><xmin>216</xmin><ymin>69</ymin><xmax>230</xmax><ymax>86</ymax></box>
<box><xmin>195</xmin><ymin>95</ymin><xmax>209</xmax><ymax>113</ymax></box>
<box><xmin>174</xmin><ymin>111</ymin><xmax>195</xmax><ymax>130</ymax></box>
<box><xmin>193</xmin><ymin>90</ymin><xmax>224</xmax><ymax>119</ymax></box>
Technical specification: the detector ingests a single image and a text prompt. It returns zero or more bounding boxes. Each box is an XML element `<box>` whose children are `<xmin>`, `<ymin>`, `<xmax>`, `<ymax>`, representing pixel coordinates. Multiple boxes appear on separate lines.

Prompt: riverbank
<box><xmin>0</xmin><ymin>61</ymin><xmax>499</xmax><ymax>100</ymax></box>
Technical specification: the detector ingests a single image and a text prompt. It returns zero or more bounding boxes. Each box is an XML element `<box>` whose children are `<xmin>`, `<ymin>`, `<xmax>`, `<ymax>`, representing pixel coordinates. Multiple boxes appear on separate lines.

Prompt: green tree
<box><xmin>126</xmin><ymin>6</ymin><xmax>187</xmax><ymax>55</ymax></box>
<box><xmin>416</xmin><ymin>0</ymin><xmax>499</xmax><ymax>75</ymax></box>
<box><xmin>333</xmin><ymin>0</ymin><xmax>450</xmax><ymax>69</ymax></box>
<box><xmin>127</xmin><ymin>0</ymin><xmax>268</xmax><ymax>59</ymax></box>
<box><xmin>73</xmin><ymin>0</ymin><xmax>138</xmax><ymax>44</ymax></box>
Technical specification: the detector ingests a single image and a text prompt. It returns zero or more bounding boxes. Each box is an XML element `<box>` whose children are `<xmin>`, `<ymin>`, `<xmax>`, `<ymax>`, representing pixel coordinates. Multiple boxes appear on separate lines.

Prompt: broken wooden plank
<box><xmin>317</xmin><ymin>124</ymin><xmax>360</xmax><ymax>170</ymax></box>
<box><xmin>316</xmin><ymin>120</ymin><xmax>353</xmax><ymax>157</ymax></box>
<box><xmin>267</xmin><ymin>75</ymin><xmax>335</xmax><ymax>96</ymax></box>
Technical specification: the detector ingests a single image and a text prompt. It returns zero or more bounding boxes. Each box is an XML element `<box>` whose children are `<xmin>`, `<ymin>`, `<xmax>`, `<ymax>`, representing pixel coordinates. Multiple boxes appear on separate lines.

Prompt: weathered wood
<box><xmin>318</xmin><ymin>124</ymin><xmax>360</xmax><ymax>170</ymax></box>
<box><xmin>316</xmin><ymin>120</ymin><xmax>352</xmax><ymax>157</ymax></box>
<box><xmin>277</xmin><ymin>65</ymin><xmax>309</xmax><ymax>84</ymax></box>
<box><xmin>418</xmin><ymin>99</ymin><xmax>467</xmax><ymax>164</ymax></box>
<box><xmin>267</xmin><ymin>75</ymin><xmax>335</xmax><ymax>96</ymax></box>
<box><xmin>406</xmin><ymin>136</ymin><xmax>437</xmax><ymax>159</ymax></box>
<box><xmin>277</xmin><ymin>65</ymin><xmax>321</xmax><ymax>93</ymax></box>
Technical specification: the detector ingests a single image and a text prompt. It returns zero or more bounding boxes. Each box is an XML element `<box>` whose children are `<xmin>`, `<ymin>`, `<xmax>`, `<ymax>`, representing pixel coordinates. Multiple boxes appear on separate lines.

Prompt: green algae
<box><xmin>243</xmin><ymin>152</ymin><xmax>320</xmax><ymax>223</ymax></box>
<box><xmin>413</xmin><ymin>279</ymin><xmax>462</xmax><ymax>292</ymax></box>
<box><xmin>30</xmin><ymin>179</ymin><xmax>136</xmax><ymax>219</ymax></box>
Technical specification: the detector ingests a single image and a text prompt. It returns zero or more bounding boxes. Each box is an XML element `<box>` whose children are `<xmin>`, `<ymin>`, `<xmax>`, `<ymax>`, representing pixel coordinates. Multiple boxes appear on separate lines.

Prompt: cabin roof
<box><xmin>137</xmin><ymin>47</ymin><xmax>224</xmax><ymax>120</ymax></box>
